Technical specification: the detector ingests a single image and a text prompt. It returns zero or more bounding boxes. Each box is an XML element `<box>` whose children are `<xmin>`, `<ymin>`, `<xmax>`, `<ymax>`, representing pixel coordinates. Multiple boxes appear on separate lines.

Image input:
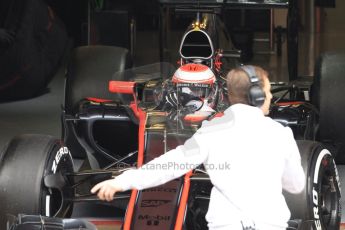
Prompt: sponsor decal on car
<box><xmin>312</xmin><ymin>149</ymin><xmax>328</xmax><ymax>230</ymax></box>
<box><xmin>141</xmin><ymin>199</ymin><xmax>171</xmax><ymax>208</ymax></box>
<box><xmin>51</xmin><ymin>147</ymin><xmax>70</xmax><ymax>173</ymax></box>
<box><xmin>143</xmin><ymin>188</ymin><xmax>177</xmax><ymax>193</ymax></box>
<box><xmin>138</xmin><ymin>215</ymin><xmax>171</xmax><ymax>226</ymax></box>
<box><xmin>312</xmin><ymin>187</ymin><xmax>322</xmax><ymax>230</ymax></box>
<box><xmin>311</xmin><ymin>149</ymin><xmax>341</xmax><ymax>230</ymax></box>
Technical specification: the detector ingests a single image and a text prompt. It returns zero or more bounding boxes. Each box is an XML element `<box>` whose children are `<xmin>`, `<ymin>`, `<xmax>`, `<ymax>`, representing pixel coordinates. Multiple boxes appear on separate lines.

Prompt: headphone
<box><xmin>240</xmin><ymin>65</ymin><xmax>266</xmax><ymax>107</ymax></box>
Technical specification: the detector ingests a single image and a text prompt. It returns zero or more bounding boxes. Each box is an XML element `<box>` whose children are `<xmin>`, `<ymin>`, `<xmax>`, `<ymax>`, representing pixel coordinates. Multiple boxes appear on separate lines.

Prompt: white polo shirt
<box><xmin>114</xmin><ymin>104</ymin><xmax>305</xmax><ymax>229</ymax></box>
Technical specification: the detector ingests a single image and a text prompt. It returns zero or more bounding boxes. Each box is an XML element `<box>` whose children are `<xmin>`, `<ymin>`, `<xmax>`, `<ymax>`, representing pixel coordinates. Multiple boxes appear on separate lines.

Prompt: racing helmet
<box><xmin>172</xmin><ymin>63</ymin><xmax>217</xmax><ymax>110</ymax></box>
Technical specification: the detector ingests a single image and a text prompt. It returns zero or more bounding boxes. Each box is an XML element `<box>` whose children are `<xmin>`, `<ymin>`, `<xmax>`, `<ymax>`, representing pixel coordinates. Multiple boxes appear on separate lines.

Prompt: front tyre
<box><xmin>284</xmin><ymin>140</ymin><xmax>341</xmax><ymax>230</ymax></box>
<box><xmin>0</xmin><ymin>134</ymin><xmax>74</xmax><ymax>228</ymax></box>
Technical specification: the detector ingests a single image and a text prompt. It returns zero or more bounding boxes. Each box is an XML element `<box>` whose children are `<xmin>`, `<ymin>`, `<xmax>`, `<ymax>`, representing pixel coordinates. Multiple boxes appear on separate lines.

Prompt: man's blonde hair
<box><xmin>226</xmin><ymin>66</ymin><xmax>268</xmax><ymax>105</ymax></box>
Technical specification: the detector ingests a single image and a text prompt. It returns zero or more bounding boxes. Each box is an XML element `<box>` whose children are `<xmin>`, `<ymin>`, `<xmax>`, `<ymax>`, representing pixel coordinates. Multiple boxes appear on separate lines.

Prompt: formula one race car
<box><xmin>0</xmin><ymin>2</ymin><xmax>343</xmax><ymax>230</ymax></box>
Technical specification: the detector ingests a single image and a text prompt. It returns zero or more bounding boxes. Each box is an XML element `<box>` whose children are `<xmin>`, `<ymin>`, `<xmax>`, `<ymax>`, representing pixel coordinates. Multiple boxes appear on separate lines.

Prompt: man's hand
<box><xmin>91</xmin><ymin>179</ymin><xmax>124</xmax><ymax>201</ymax></box>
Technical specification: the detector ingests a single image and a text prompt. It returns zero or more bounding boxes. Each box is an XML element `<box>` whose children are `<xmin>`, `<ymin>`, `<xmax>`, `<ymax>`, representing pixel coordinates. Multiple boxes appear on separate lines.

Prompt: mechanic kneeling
<box><xmin>91</xmin><ymin>65</ymin><xmax>305</xmax><ymax>230</ymax></box>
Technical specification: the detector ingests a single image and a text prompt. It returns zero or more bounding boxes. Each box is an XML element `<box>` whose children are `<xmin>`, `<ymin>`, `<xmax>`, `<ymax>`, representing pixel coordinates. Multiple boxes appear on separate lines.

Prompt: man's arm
<box><xmin>281</xmin><ymin>127</ymin><xmax>305</xmax><ymax>194</ymax></box>
<box><xmin>91</xmin><ymin>133</ymin><xmax>208</xmax><ymax>201</ymax></box>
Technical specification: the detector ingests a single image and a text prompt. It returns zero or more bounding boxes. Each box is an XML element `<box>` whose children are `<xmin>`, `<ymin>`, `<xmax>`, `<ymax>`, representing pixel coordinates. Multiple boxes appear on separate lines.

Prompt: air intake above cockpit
<box><xmin>179</xmin><ymin>29</ymin><xmax>214</xmax><ymax>60</ymax></box>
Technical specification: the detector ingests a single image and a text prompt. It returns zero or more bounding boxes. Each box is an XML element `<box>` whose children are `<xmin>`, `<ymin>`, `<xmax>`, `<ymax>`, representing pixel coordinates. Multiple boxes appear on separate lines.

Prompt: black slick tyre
<box><xmin>64</xmin><ymin>45</ymin><xmax>132</xmax><ymax>114</ymax></box>
<box><xmin>284</xmin><ymin>140</ymin><xmax>341</xmax><ymax>230</ymax></box>
<box><xmin>0</xmin><ymin>134</ymin><xmax>74</xmax><ymax>228</ymax></box>
<box><xmin>313</xmin><ymin>52</ymin><xmax>345</xmax><ymax>164</ymax></box>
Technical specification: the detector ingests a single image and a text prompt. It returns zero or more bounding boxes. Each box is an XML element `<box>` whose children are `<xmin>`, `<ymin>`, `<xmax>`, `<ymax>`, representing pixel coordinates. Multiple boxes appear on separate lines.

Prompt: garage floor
<box><xmin>1</xmin><ymin>10</ymin><xmax>345</xmax><ymax>229</ymax></box>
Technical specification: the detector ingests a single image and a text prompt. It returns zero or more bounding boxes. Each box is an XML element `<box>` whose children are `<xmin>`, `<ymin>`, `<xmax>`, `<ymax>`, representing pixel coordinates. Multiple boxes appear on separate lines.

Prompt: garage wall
<box><xmin>322</xmin><ymin>1</ymin><xmax>345</xmax><ymax>34</ymax></box>
<box><xmin>316</xmin><ymin>1</ymin><xmax>345</xmax><ymax>53</ymax></box>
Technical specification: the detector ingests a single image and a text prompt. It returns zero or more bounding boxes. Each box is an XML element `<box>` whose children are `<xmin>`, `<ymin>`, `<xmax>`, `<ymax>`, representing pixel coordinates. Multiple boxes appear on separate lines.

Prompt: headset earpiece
<box><xmin>240</xmin><ymin>65</ymin><xmax>266</xmax><ymax>107</ymax></box>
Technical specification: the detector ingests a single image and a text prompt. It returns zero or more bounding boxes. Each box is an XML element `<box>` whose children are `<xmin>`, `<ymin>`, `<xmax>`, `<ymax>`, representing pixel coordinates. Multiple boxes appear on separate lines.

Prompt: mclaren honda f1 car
<box><xmin>0</xmin><ymin>4</ymin><xmax>343</xmax><ymax>230</ymax></box>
